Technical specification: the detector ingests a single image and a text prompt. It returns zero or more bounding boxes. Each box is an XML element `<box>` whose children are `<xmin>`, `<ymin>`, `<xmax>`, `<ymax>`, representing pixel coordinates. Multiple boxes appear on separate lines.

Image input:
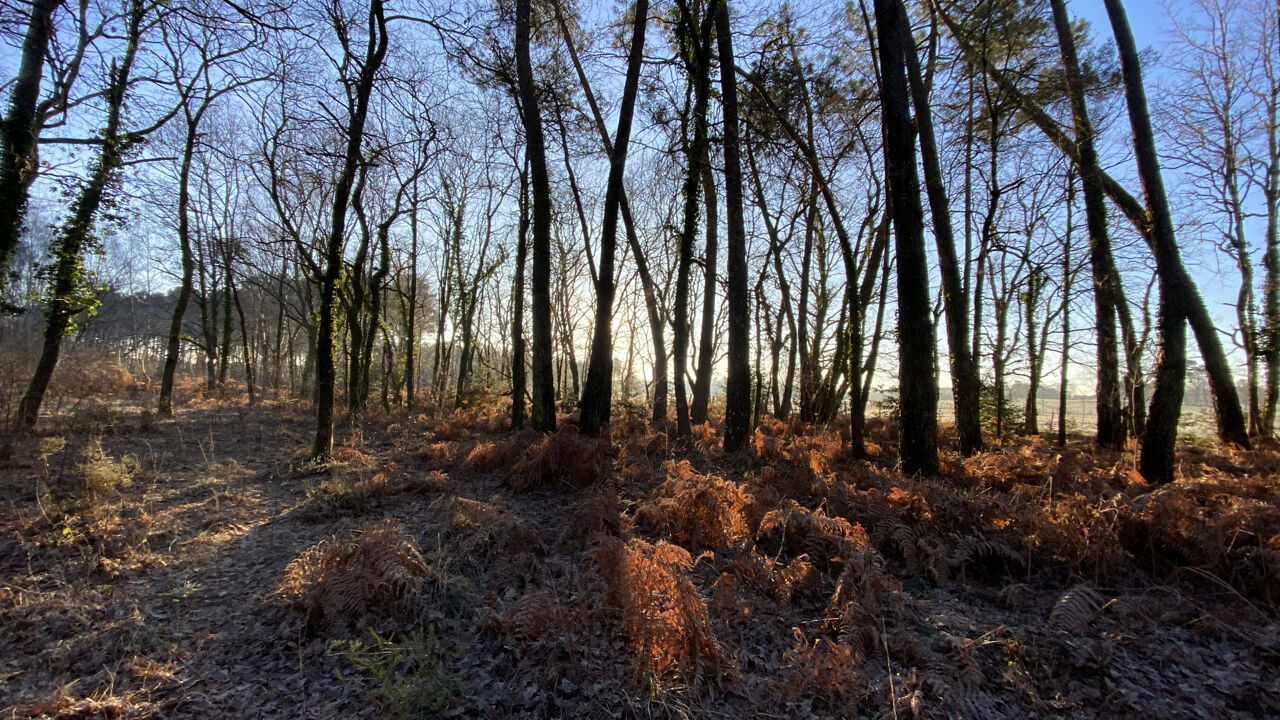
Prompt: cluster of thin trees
<box><xmin>1</xmin><ymin>0</ymin><xmax>1277</xmax><ymax>482</ymax></box>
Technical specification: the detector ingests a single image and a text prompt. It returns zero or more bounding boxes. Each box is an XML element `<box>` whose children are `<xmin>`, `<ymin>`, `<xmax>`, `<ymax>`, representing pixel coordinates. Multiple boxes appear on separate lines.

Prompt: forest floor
<box><xmin>1</xmin><ymin>389</ymin><xmax>1278</xmax><ymax>719</ymax></box>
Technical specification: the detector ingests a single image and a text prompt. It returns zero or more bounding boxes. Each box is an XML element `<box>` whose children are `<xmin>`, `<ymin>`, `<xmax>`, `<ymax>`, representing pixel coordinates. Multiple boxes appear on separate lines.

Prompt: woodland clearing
<box><xmin>1</xmin><ymin>384</ymin><xmax>1278</xmax><ymax>719</ymax></box>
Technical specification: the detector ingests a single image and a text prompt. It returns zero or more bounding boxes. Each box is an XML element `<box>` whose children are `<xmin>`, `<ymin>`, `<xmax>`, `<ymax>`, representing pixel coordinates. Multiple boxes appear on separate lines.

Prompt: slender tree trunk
<box><xmin>233</xmin><ymin>283</ymin><xmax>255</xmax><ymax>405</ymax></box>
<box><xmin>218</xmin><ymin>242</ymin><xmax>234</xmax><ymax>386</ymax></box>
<box><xmin>942</xmin><ymin>4</ymin><xmax>1251</xmax><ymax>447</ymax></box>
<box><xmin>797</xmin><ymin>185</ymin><xmax>816</xmax><ymax>422</ymax></box>
<box><xmin>673</xmin><ymin>0</ymin><xmax>713</xmax><ymax>440</ymax></box>
<box><xmin>1263</xmin><ymin>62</ymin><xmax>1280</xmax><ymax>434</ymax></box>
<box><xmin>1059</xmin><ymin>170</ymin><xmax>1074</xmax><ymax>446</ymax></box>
<box><xmin>406</xmin><ymin>188</ymin><xmax>420</xmax><ymax>409</ymax></box>
<box><xmin>901</xmin><ymin>6</ymin><xmax>982</xmax><ymax>455</ymax></box>
<box><xmin>875</xmin><ymin>0</ymin><xmax>937</xmax><ymax>474</ymax></box>
<box><xmin>0</xmin><ymin>0</ymin><xmax>64</xmax><ymax>295</ymax></box>
<box><xmin>691</xmin><ymin>149</ymin><xmax>719</xmax><ymax>424</ymax></box>
<box><xmin>15</xmin><ymin>0</ymin><xmax>143</xmax><ymax>431</ymax></box>
<box><xmin>1024</xmin><ymin>266</ymin><xmax>1043</xmax><ymax>434</ymax></box>
<box><xmin>159</xmin><ymin>111</ymin><xmax>201</xmax><ymax>416</ymax></box>
<box><xmin>555</xmin><ymin>2</ymin><xmax>667</xmax><ymax>426</ymax></box>
<box><xmin>516</xmin><ymin>0</ymin><xmax>556</xmax><ymax>432</ymax></box>
<box><xmin>511</xmin><ymin>161</ymin><xmax>528</xmax><ymax>429</ymax></box>
<box><xmin>310</xmin><ymin>0</ymin><xmax>387</xmax><ymax>459</ymax></box>
<box><xmin>579</xmin><ymin>0</ymin><xmax>648</xmax><ymax>435</ymax></box>
<box><xmin>715</xmin><ymin>0</ymin><xmax>751</xmax><ymax>452</ymax></box>
<box><xmin>1049</xmin><ymin>0</ymin><xmax>1127</xmax><ymax>450</ymax></box>
<box><xmin>1225</xmin><ymin>145</ymin><xmax>1261</xmax><ymax>435</ymax></box>
<box><xmin>1104</xmin><ymin>0</ymin><xmax>1191</xmax><ymax>481</ymax></box>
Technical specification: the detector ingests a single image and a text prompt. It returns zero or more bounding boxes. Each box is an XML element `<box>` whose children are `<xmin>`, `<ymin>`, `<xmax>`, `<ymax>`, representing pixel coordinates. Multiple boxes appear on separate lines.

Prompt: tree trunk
<box><xmin>555</xmin><ymin>2</ymin><xmax>667</xmax><ymax>426</ymax></box>
<box><xmin>1103</xmin><ymin>0</ymin><xmax>1191</xmax><ymax>481</ymax></box>
<box><xmin>874</xmin><ymin>0</ymin><xmax>937</xmax><ymax>474</ymax></box>
<box><xmin>579</xmin><ymin>0</ymin><xmax>648</xmax><ymax>436</ymax></box>
<box><xmin>715</xmin><ymin>0</ymin><xmax>751</xmax><ymax>452</ymax></box>
<box><xmin>1024</xmin><ymin>266</ymin><xmax>1044</xmax><ymax>434</ymax></box>
<box><xmin>1263</xmin><ymin>56</ymin><xmax>1280</xmax><ymax>434</ymax></box>
<box><xmin>516</xmin><ymin>0</ymin><xmax>556</xmax><ymax>432</ymax></box>
<box><xmin>673</xmin><ymin>0</ymin><xmax>714</xmax><ymax>441</ymax></box>
<box><xmin>691</xmin><ymin>147</ymin><xmax>719</xmax><ymax>424</ymax></box>
<box><xmin>16</xmin><ymin>0</ymin><xmax>143</xmax><ymax>431</ymax></box>
<box><xmin>1059</xmin><ymin>171</ymin><xmax>1074</xmax><ymax>446</ymax></box>
<box><xmin>0</xmin><ymin>0</ymin><xmax>63</xmax><ymax>296</ymax></box>
<box><xmin>233</xmin><ymin>282</ymin><xmax>255</xmax><ymax>405</ymax></box>
<box><xmin>511</xmin><ymin>161</ymin><xmax>528</xmax><ymax>430</ymax></box>
<box><xmin>310</xmin><ymin>0</ymin><xmax>387</xmax><ymax>459</ymax></box>
<box><xmin>901</xmin><ymin>6</ymin><xmax>982</xmax><ymax>455</ymax></box>
<box><xmin>1049</xmin><ymin>0</ymin><xmax>1127</xmax><ymax>450</ymax></box>
<box><xmin>406</xmin><ymin>186</ymin><xmax>420</xmax><ymax>409</ymax></box>
<box><xmin>159</xmin><ymin>110</ymin><xmax>201</xmax><ymax>416</ymax></box>
<box><xmin>942</xmin><ymin>4</ymin><xmax>1251</xmax><ymax>447</ymax></box>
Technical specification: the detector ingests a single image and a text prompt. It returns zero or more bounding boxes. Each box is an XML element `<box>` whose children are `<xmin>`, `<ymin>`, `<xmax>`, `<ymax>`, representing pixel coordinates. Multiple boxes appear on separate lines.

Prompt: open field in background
<box><xmin>932</xmin><ymin>398</ymin><xmax>1221</xmax><ymax>439</ymax></box>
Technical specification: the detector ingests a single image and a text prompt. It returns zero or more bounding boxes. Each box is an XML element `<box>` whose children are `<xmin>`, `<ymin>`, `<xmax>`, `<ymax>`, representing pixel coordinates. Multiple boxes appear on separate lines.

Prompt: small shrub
<box><xmin>461</xmin><ymin>434</ymin><xmax>530</xmax><ymax>473</ymax></box>
<box><xmin>440</xmin><ymin>496</ymin><xmax>546</xmax><ymax>573</ymax></box>
<box><xmin>305</xmin><ymin>466</ymin><xmax>389</xmax><ymax>516</ymax></box>
<box><xmin>401</xmin><ymin>470</ymin><xmax>447</xmax><ymax>494</ymax></box>
<box><xmin>415</xmin><ymin>442</ymin><xmax>457</xmax><ymax>469</ymax></box>
<box><xmin>756</xmin><ymin>500</ymin><xmax>873</xmax><ymax>571</ymax></box>
<box><xmin>777</xmin><ymin>630</ymin><xmax>866</xmax><ymax>710</ymax></box>
<box><xmin>330</xmin><ymin>627</ymin><xmax>458</xmax><ymax>718</ymax></box>
<box><xmin>619</xmin><ymin>430</ymin><xmax>668</xmax><ymax>463</ymax></box>
<box><xmin>691</xmin><ymin>422</ymin><xmax>722</xmax><ymax>454</ymax></box>
<box><xmin>75</xmin><ymin>438</ymin><xmax>138</xmax><ymax>503</ymax></box>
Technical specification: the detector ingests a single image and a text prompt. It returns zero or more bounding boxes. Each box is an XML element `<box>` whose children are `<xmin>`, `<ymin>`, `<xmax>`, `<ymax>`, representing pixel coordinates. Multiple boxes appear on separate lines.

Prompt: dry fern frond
<box><xmin>1048</xmin><ymin>585</ymin><xmax>1106</xmax><ymax>633</ymax></box>
<box><xmin>333</xmin><ymin>446</ymin><xmax>373</xmax><ymax>466</ymax></box>
<box><xmin>691</xmin><ymin>422</ymin><xmax>722</xmax><ymax>455</ymax></box>
<box><xmin>590</xmin><ymin>536</ymin><xmax>722</xmax><ymax>683</ymax></box>
<box><xmin>778</xmin><ymin>629</ymin><xmax>865</xmax><ymax>709</ymax></box>
<box><xmin>757</xmin><ymin>500</ymin><xmax>874</xmax><ymax>572</ymax></box>
<box><xmin>271</xmin><ymin>521</ymin><xmax>428</xmax><ymax>630</ymax></box>
<box><xmin>446</xmin><ymin>496</ymin><xmax>546</xmax><ymax>571</ymax></box>
<box><xmin>619</xmin><ymin>431</ymin><xmax>668</xmax><ymax>463</ymax></box>
<box><xmin>400</xmin><ymin>469</ymin><xmax>447</xmax><ymax>493</ymax></box>
<box><xmin>415</xmin><ymin>442</ymin><xmax>457</xmax><ymax>469</ymax></box>
<box><xmin>461</xmin><ymin>438</ymin><xmax>520</xmax><ymax>473</ymax></box>
<box><xmin>633</xmin><ymin>460</ymin><xmax>756</xmax><ymax>551</ymax></box>
<box><xmin>564</xmin><ymin>489</ymin><xmax>622</xmax><ymax>544</ymax></box>
<box><xmin>503</xmin><ymin>425</ymin><xmax>608</xmax><ymax>490</ymax></box>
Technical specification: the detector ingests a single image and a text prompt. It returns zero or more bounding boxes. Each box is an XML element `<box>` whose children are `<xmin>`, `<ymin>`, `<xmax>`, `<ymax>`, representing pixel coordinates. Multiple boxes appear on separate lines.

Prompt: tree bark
<box><xmin>159</xmin><ymin>108</ymin><xmax>201</xmax><ymax>416</ymax></box>
<box><xmin>1103</xmin><ymin>0</ymin><xmax>1191</xmax><ymax>481</ymax></box>
<box><xmin>0</xmin><ymin>0</ymin><xmax>64</xmax><ymax>297</ymax></box>
<box><xmin>16</xmin><ymin>0</ymin><xmax>143</xmax><ymax>431</ymax></box>
<box><xmin>715</xmin><ymin>0</ymin><xmax>751</xmax><ymax>452</ymax></box>
<box><xmin>511</xmin><ymin>160</ymin><xmax>528</xmax><ymax>429</ymax></box>
<box><xmin>1048</xmin><ymin>0</ymin><xmax>1127</xmax><ymax>450</ymax></box>
<box><xmin>900</xmin><ymin>4</ymin><xmax>982</xmax><ymax>456</ymax></box>
<box><xmin>516</xmin><ymin>0</ymin><xmax>556</xmax><ymax>432</ymax></box>
<box><xmin>579</xmin><ymin>0</ymin><xmax>648</xmax><ymax>435</ymax></box>
<box><xmin>942</xmin><ymin>4</ymin><xmax>1251</xmax><ymax>447</ymax></box>
<box><xmin>874</xmin><ymin>0</ymin><xmax>937</xmax><ymax>474</ymax></box>
<box><xmin>310</xmin><ymin>0</ymin><xmax>387</xmax><ymax>459</ymax></box>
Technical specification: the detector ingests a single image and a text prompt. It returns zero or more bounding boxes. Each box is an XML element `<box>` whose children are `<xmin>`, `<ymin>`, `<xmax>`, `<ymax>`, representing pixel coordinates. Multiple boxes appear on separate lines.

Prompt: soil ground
<box><xmin>1</xmin><ymin>393</ymin><xmax>1278</xmax><ymax>719</ymax></box>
